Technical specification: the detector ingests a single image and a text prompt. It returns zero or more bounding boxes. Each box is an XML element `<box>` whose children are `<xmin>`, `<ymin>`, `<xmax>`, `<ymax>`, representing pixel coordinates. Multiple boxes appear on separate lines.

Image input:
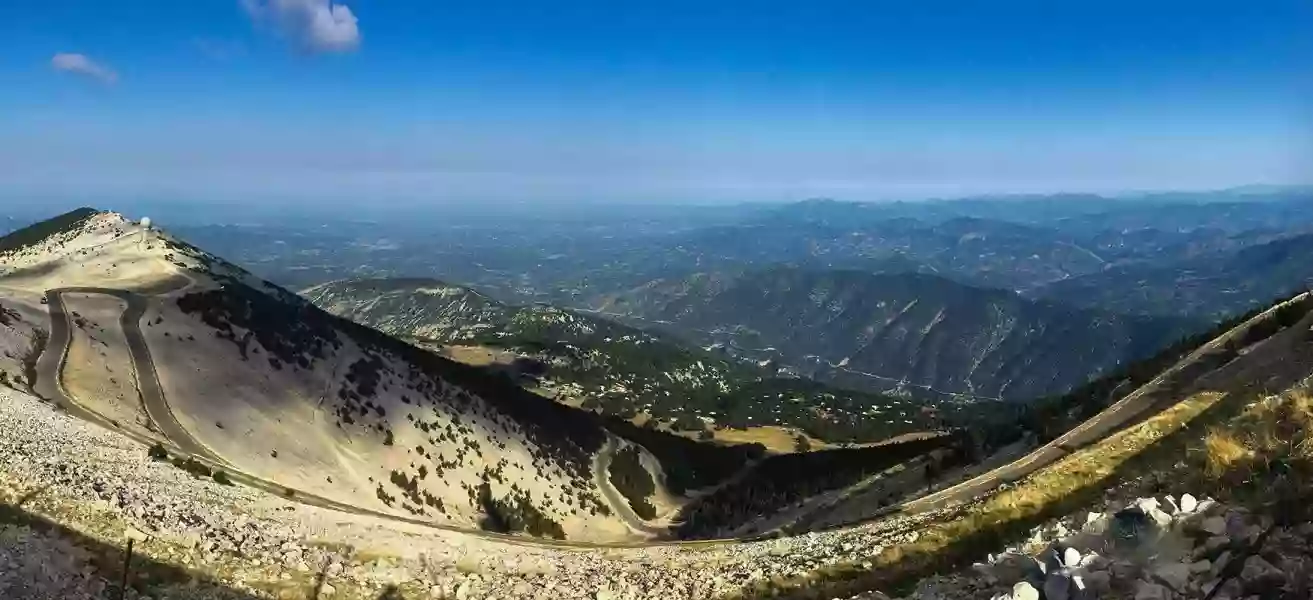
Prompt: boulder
<box><xmin>1109</xmin><ymin>507</ymin><xmax>1161</xmax><ymax>553</ymax></box>
<box><xmin>1133</xmin><ymin>580</ymin><xmax>1168</xmax><ymax>600</ymax></box>
<box><xmin>1011</xmin><ymin>581</ymin><xmax>1040</xmax><ymax>600</ymax></box>
<box><xmin>1077</xmin><ymin>552</ymin><xmax>1108</xmax><ymax>571</ymax></box>
<box><xmin>1240</xmin><ymin>555</ymin><xmax>1285</xmax><ymax>594</ymax></box>
<box><xmin>1062</xmin><ymin>547</ymin><xmax>1082</xmax><ymax>569</ymax></box>
<box><xmin>1180</xmin><ymin>494</ymin><xmax>1198</xmax><ymax>514</ymax></box>
<box><xmin>1082</xmin><ymin>571</ymin><xmax>1112</xmax><ymax>593</ymax></box>
<box><xmin>1211</xmin><ymin>550</ymin><xmax>1233</xmax><ymax>578</ymax></box>
<box><xmin>1151</xmin><ymin>562</ymin><xmax>1191</xmax><ymax>591</ymax></box>
<box><xmin>1043</xmin><ymin>573</ymin><xmax>1071</xmax><ymax>600</ymax></box>
<box><xmin>1200</xmin><ymin>516</ymin><xmax>1228</xmax><ymax>536</ymax></box>
<box><xmin>1110</xmin><ymin>560</ymin><xmax>1141</xmax><ymax>582</ymax></box>
<box><xmin>990</xmin><ymin>553</ymin><xmax>1044</xmax><ymax>585</ymax></box>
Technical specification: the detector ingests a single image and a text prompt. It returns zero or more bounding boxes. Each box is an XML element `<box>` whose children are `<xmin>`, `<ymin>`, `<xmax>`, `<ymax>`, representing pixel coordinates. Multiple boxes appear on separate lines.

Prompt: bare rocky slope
<box><xmin>0</xmin><ymin>209</ymin><xmax>668</xmax><ymax>542</ymax></box>
<box><xmin>0</xmin><ymin>209</ymin><xmax>956</xmax><ymax>549</ymax></box>
<box><xmin>600</xmin><ymin>268</ymin><xmax>1202</xmax><ymax>401</ymax></box>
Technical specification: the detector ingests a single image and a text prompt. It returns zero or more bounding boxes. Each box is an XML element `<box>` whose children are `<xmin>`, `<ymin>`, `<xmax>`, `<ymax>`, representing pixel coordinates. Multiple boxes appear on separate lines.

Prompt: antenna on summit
<box><xmin>138</xmin><ymin>216</ymin><xmax>153</xmax><ymax>248</ymax></box>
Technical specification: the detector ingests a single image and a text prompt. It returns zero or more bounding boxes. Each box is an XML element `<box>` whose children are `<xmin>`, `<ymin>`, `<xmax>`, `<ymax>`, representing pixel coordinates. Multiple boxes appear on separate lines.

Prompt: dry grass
<box><xmin>710</xmin><ymin>426</ymin><xmax>820</xmax><ymax>453</ymax></box>
<box><xmin>1204</xmin><ymin>429</ymin><xmax>1251</xmax><ymax>478</ymax></box>
<box><xmin>1190</xmin><ymin>390</ymin><xmax>1313</xmax><ymax>507</ymax></box>
<box><xmin>440</xmin><ymin>345</ymin><xmax>516</xmax><ymax>367</ymax></box>
<box><xmin>739</xmin><ymin>388</ymin><xmax>1313</xmax><ymax>599</ymax></box>
<box><xmin>735</xmin><ymin>390</ymin><xmax>1229</xmax><ymax>599</ymax></box>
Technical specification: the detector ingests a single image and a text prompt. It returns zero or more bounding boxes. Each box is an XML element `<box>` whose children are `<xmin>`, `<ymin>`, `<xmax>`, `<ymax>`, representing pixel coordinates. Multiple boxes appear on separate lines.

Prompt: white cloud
<box><xmin>50</xmin><ymin>53</ymin><xmax>118</xmax><ymax>84</ymax></box>
<box><xmin>242</xmin><ymin>0</ymin><xmax>360</xmax><ymax>53</ymax></box>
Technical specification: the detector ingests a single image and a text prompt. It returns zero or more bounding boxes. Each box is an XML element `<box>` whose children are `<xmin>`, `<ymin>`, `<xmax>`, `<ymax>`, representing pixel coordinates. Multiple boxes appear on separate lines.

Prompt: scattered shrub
<box><xmin>170</xmin><ymin>456</ymin><xmax>212</xmax><ymax>478</ymax></box>
<box><xmin>607</xmin><ymin>446</ymin><xmax>657</xmax><ymax>519</ymax></box>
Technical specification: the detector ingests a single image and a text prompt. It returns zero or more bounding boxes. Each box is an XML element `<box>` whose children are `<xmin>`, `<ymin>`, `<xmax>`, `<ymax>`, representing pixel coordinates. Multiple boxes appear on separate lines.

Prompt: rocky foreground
<box><xmin>6</xmin><ymin>381</ymin><xmax>1313</xmax><ymax>600</ymax></box>
<box><xmin>0</xmin><ymin>386</ymin><xmax>947</xmax><ymax>599</ymax></box>
<box><xmin>851</xmin><ymin>493</ymin><xmax>1313</xmax><ymax>600</ymax></box>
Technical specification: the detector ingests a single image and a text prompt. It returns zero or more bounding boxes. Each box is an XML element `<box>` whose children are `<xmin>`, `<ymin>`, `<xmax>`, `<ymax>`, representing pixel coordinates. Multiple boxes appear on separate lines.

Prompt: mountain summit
<box><xmin>0</xmin><ymin>209</ymin><xmax>659</xmax><ymax>541</ymax></box>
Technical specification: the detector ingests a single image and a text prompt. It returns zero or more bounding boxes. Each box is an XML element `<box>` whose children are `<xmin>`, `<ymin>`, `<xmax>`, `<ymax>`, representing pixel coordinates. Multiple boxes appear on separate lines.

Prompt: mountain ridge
<box><xmin>599</xmin><ymin>267</ymin><xmax>1204</xmax><ymax>401</ymax></box>
<box><xmin>303</xmin><ymin>276</ymin><xmax>940</xmax><ymax>445</ymax></box>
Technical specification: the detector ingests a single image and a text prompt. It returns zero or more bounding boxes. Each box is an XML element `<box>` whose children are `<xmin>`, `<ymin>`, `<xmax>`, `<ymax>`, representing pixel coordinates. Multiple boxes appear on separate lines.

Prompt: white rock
<box><xmin>1062</xmin><ymin>547</ymin><xmax>1082</xmax><ymax>569</ymax></box>
<box><xmin>1180</xmin><ymin>494</ymin><xmax>1198</xmax><ymax>513</ymax></box>
<box><xmin>1011</xmin><ymin>581</ymin><xmax>1039</xmax><ymax>600</ymax></box>
<box><xmin>1135</xmin><ymin>497</ymin><xmax>1161</xmax><ymax>512</ymax></box>
<box><xmin>1083</xmin><ymin>512</ymin><xmax>1109</xmax><ymax>535</ymax></box>
<box><xmin>1145</xmin><ymin>507</ymin><xmax>1173</xmax><ymax>527</ymax></box>
<box><xmin>1078</xmin><ymin>552</ymin><xmax>1107</xmax><ymax>570</ymax></box>
<box><xmin>1189</xmin><ymin>559</ymin><xmax>1212</xmax><ymax>574</ymax></box>
<box><xmin>124</xmin><ymin>527</ymin><xmax>150</xmax><ymax>542</ymax></box>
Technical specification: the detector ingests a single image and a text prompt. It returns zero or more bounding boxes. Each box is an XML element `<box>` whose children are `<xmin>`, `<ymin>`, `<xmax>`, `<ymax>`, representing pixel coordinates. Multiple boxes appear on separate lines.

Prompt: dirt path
<box><xmin>593</xmin><ymin>434</ymin><xmax>671</xmax><ymax>537</ymax></box>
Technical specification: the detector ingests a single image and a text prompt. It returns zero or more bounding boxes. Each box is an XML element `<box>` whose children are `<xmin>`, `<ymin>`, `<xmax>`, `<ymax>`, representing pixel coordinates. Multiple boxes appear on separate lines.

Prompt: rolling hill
<box><xmin>303</xmin><ymin>277</ymin><xmax>938</xmax><ymax>445</ymax></box>
<box><xmin>599</xmin><ymin>267</ymin><xmax>1203</xmax><ymax>401</ymax></box>
<box><xmin>0</xmin><ymin>209</ymin><xmax>964</xmax><ymax>547</ymax></box>
<box><xmin>1031</xmin><ymin>232</ymin><xmax>1313</xmax><ymax>320</ymax></box>
<box><xmin>0</xmin><ymin>209</ymin><xmax>667</xmax><ymax>541</ymax></box>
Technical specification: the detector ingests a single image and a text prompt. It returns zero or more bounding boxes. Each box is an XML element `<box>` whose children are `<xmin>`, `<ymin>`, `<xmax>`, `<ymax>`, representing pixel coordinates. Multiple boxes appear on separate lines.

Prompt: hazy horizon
<box><xmin>4</xmin><ymin>1</ymin><xmax>1310</xmax><ymax>205</ymax></box>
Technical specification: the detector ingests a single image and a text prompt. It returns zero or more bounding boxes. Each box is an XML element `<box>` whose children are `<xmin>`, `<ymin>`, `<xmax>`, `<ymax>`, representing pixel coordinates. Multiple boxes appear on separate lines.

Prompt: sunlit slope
<box><xmin>0</xmin><ymin>210</ymin><xmax>650</xmax><ymax>541</ymax></box>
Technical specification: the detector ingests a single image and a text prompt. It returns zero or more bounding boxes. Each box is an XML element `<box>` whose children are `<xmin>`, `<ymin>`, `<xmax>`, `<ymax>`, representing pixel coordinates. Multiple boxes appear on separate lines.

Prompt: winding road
<box><xmin>30</xmin><ymin>285</ymin><xmax>714</xmax><ymax>548</ymax></box>
<box><xmin>593</xmin><ymin>434</ymin><xmax>671</xmax><ymax>536</ymax></box>
<box><xmin>36</xmin><ymin>287</ymin><xmax>225</xmax><ymax>465</ymax></box>
<box><xmin>30</xmin><ymin>282</ymin><xmax>1298</xmax><ymax>549</ymax></box>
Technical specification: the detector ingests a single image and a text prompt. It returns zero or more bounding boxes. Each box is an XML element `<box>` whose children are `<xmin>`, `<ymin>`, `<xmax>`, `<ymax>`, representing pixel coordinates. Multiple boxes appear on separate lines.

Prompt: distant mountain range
<box><xmin>303</xmin><ymin>278</ymin><xmax>936</xmax><ymax>444</ymax></box>
<box><xmin>1030</xmin><ymin>233</ymin><xmax>1313</xmax><ymax>320</ymax></box>
<box><xmin>599</xmin><ymin>268</ymin><xmax>1203</xmax><ymax>401</ymax></box>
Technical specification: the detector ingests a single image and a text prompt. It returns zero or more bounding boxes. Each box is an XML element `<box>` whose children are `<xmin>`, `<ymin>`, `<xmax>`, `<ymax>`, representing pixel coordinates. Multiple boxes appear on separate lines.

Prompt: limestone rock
<box><xmin>1200</xmin><ymin>516</ymin><xmax>1228</xmax><ymax>536</ymax></box>
<box><xmin>1010</xmin><ymin>581</ymin><xmax>1039</xmax><ymax>600</ymax></box>
<box><xmin>1133</xmin><ymin>580</ymin><xmax>1168</xmax><ymax>600</ymax></box>
<box><xmin>1240</xmin><ymin>555</ymin><xmax>1284</xmax><ymax>594</ymax></box>
<box><xmin>1151</xmin><ymin>562</ymin><xmax>1191</xmax><ymax>591</ymax></box>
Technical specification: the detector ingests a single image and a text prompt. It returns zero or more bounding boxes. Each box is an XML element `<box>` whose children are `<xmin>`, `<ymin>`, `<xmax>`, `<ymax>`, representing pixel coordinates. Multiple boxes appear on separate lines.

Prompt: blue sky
<box><xmin>2</xmin><ymin>1</ymin><xmax>1310</xmax><ymax>206</ymax></box>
